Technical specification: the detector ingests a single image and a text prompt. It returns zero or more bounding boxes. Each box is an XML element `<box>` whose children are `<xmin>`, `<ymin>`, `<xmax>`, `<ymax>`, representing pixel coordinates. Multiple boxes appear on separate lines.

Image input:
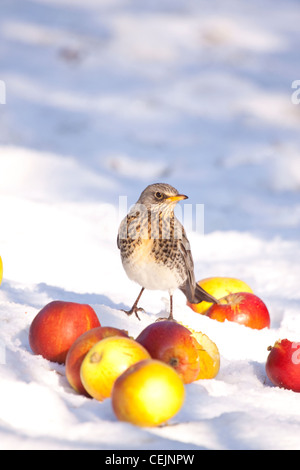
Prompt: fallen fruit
<box><xmin>136</xmin><ymin>321</ymin><xmax>201</xmax><ymax>383</ymax></box>
<box><xmin>66</xmin><ymin>326</ymin><xmax>128</xmax><ymax>396</ymax></box>
<box><xmin>80</xmin><ymin>336</ymin><xmax>150</xmax><ymax>401</ymax></box>
<box><xmin>206</xmin><ymin>292</ymin><xmax>270</xmax><ymax>330</ymax></box>
<box><xmin>0</xmin><ymin>256</ymin><xmax>3</xmax><ymax>287</ymax></box>
<box><xmin>266</xmin><ymin>339</ymin><xmax>300</xmax><ymax>392</ymax></box>
<box><xmin>185</xmin><ymin>326</ymin><xmax>220</xmax><ymax>380</ymax></box>
<box><xmin>112</xmin><ymin>359</ymin><xmax>185</xmax><ymax>427</ymax></box>
<box><xmin>187</xmin><ymin>276</ymin><xmax>253</xmax><ymax>315</ymax></box>
<box><xmin>29</xmin><ymin>301</ymin><xmax>100</xmax><ymax>364</ymax></box>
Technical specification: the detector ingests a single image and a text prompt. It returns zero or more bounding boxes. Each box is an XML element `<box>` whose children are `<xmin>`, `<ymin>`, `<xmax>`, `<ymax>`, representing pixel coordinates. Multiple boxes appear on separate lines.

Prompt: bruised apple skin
<box><xmin>136</xmin><ymin>321</ymin><xmax>201</xmax><ymax>384</ymax></box>
<box><xmin>66</xmin><ymin>326</ymin><xmax>129</xmax><ymax>396</ymax></box>
<box><xmin>205</xmin><ymin>292</ymin><xmax>270</xmax><ymax>330</ymax></box>
<box><xmin>266</xmin><ymin>339</ymin><xmax>300</xmax><ymax>392</ymax></box>
<box><xmin>187</xmin><ymin>277</ymin><xmax>253</xmax><ymax>315</ymax></box>
<box><xmin>29</xmin><ymin>301</ymin><xmax>100</xmax><ymax>364</ymax></box>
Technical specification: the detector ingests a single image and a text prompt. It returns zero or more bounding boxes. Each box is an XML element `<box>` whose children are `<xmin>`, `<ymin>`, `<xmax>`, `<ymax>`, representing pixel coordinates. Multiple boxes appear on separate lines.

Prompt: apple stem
<box><xmin>169</xmin><ymin>357</ymin><xmax>179</xmax><ymax>367</ymax></box>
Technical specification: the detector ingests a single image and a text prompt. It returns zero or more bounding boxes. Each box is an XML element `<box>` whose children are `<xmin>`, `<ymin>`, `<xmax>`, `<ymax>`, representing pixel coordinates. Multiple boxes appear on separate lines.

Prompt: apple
<box><xmin>112</xmin><ymin>359</ymin><xmax>185</xmax><ymax>427</ymax></box>
<box><xmin>0</xmin><ymin>256</ymin><xmax>3</xmax><ymax>287</ymax></box>
<box><xmin>80</xmin><ymin>336</ymin><xmax>150</xmax><ymax>401</ymax></box>
<box><xmin>266</xmin><ymin>339</ymin><xmax>300</xmax><ymax>392</ymax></box>
<box><xmin>66</xmin><ymin>326</ymin><xmax>129</xmax><ymax>397</ymax></box>
<box><xmin>187</xmin><ymin>277</ymin><xmax>253</xmax><ymax>315</ymax></box>
<box><xmin>29</xmin><ymin>301</ymin><xmax>100</xmax><ymax>364</ymax></box>
<box><xmin>206</xmin><ymin>292</ymin><xmax>270</xmax><ymax>330</ymax></box>
<box><xmin>186</xmin><ymin>327</ymin><xmax>220</xmax><ymax>380</ymax></box>
<box><xmin>136</xmin><ymin>321</ymin><xmax>201</xmax><ymax>383</ymax></box>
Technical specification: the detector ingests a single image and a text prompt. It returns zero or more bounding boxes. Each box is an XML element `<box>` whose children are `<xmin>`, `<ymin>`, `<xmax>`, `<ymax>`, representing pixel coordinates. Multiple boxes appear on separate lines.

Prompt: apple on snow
<box><xmin>266</xmin><ymin>339</ymin><xmax>300</xmax><ymax>392</ymax></box>
<box><xmin>66</xmin><ymin>326</ymin><xmax>129</xmax><ymax>397</ymax></box>
<box><xmin>29</xmin><ymin>300</ymin><xmax>100</xmax><ymax>364</ymax></box>
<box><xmin>80</xmin><ymin>336</ymin><xmax>150</xmax><ymax>401</ymax></box>
<box><xmin>187</xmin><ymin>276</ymin><xmax>253</xmax><ymax>315</ymax></box>
<box><xmin>136</xmin><ymin>320</ymin><xmax>220</xmax><ymax>383</ymax></box>
<box><xmin>112</xmin><ymin>359</ymin><xmax>185</xmax><ymax>427</ymax></box>
<box><xmin>205</xmin><ymin>292</ymin><xmax>270</xmax><ymax>330</ymax></box>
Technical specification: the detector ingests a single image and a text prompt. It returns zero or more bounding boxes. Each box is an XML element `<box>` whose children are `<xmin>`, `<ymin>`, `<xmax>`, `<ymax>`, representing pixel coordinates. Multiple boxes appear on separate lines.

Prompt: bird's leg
<box><xmin>166</xmin><ymin>294</ymin><xmax>176</xmax><ymax>321</ymax></box>
<box><xmin>156</xmin><ymin>294</ymin><xmax>177</xmax><ymax>322</ymax></box>
<box><xmin>122</xmin><ymin>287</ymin><xmax>145</xmax><ymax>320</ymax></box>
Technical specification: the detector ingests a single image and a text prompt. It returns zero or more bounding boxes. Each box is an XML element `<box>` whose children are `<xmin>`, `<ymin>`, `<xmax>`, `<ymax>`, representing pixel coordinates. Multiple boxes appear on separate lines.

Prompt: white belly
<box><xmin>123</xmin><ymin>257</ymin><xmax>182</xmax><ymax>292</ymax></box>
<box><xmin>122</xmin><ymin>239</ymin><xmax>183</xmax><ymax>293</ymax></box>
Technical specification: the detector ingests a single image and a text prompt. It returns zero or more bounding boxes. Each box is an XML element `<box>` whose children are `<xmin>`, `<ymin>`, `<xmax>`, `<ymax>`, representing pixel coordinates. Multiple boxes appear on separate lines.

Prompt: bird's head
<box><xmin>136</xmin><ymin>183</ymin><xmax>188</xmax><ymax>213</ymax></box>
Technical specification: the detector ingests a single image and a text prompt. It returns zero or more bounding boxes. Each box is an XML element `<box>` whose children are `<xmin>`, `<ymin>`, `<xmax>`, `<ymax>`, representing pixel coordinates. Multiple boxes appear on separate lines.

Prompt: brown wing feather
<box><xmin>179</xmin><ymin>224</ymin><xmax>218</xmax><ymax>304</ymax></box>
<box><xmin>178</xmin><ymin>225</ymin><xmax>196</xmax><ymax>302</ymax></box>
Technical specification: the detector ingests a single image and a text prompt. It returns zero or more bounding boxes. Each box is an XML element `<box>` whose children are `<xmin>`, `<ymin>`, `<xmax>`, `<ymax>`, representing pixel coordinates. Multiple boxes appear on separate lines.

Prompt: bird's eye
<box><xmin>155</xmin><ymin>191</ymin><xmax>163</xmax><ymax>200</ymax></box>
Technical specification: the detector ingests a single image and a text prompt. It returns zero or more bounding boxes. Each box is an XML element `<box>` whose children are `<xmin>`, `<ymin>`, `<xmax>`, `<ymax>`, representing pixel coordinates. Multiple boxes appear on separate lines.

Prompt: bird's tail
<box><xmin>194</xmin><ymin>283</ymin><xmax>219</xmax><ymax>304</ymax></box>
<box><xmin>180</xmin><ymin>282</ymin><xmax>218</xmax><ymax>305</ymax></box>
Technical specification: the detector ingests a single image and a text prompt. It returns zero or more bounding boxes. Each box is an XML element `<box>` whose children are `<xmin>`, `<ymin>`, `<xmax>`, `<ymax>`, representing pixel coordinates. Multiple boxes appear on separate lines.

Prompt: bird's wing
<box><xmin>178</xmin><ymin>222</ymin><xmax>218</xmax><ymax>304</ymax></box>
<box><xmin>178</xmin><ymin>222</ymin><xmax>196</xmax><ymax>302</ymax></box>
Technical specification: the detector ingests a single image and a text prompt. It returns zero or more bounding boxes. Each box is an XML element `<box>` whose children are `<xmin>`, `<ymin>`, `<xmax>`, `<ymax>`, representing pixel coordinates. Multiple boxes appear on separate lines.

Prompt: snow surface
<box><xmin>1</xmin><ymin>0</ymin><xmax>300</xmax><ymax>450</ymax></box>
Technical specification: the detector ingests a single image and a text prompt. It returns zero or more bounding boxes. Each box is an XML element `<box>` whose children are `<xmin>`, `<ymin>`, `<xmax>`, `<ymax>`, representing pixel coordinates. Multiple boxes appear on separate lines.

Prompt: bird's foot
<box><xmin>121</xmin><ymin>306</ymin><xmax>145</xmax><ymax>321</ymax></box>
<box><xmin>155</xmin><ymin>313</ymin><xmax>177</xmax><ymax>323</ymax></box>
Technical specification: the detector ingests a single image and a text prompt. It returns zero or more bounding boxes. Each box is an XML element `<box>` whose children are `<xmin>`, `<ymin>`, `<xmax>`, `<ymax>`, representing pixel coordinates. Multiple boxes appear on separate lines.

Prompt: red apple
<box><xmin>266</xmin><ymin>339</ymin><xmax>300</xmax><ymax>392</ymax></box>
<box><xmin>135</xmin><ymin>321</ymin><xmax>201</xmax><ymax>384</ymax></box>
<box><xmin>187</xmin><ymin>276</ymin><xmax>253</xmax><ymax>315</ymax></box>
<box><xmin>206</xmin><ymin>292</ymin><xmax>270</xmax><ymax>330</ymax></box>
<box><xmin>29</xmin><ymin>301</ymin><xmax>100</xmax><ymax>364</ymax></box>
<box><xmin>66</xmin><ymin>326</ymin><xmax>128</xmax><ymax>396</ymax></box>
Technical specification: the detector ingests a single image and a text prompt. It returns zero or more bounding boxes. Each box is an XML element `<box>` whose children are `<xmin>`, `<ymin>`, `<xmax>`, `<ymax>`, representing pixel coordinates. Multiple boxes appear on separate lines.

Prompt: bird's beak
<box><xmin>166</xmin><ymin>194</ymin><xmax>188</xmax><ymax>203</ymax></box>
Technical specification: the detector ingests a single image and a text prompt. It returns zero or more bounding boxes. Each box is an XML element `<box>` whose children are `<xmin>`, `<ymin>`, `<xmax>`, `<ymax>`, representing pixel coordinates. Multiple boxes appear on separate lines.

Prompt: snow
<box><xmin>0</xmin><ymin>0</ymin><xmax>300</xmax><ymax>450</ymax></box>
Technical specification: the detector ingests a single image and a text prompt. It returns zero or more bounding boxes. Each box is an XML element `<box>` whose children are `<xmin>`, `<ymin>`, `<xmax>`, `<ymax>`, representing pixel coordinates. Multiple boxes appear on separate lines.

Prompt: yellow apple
<box><xmin>188</xmin><ymin>329</ymin><xmax>220</xmax><ymax>379</ymax></box>
<box><xmin>80</xmin><ymin>336</ymin><xmax>150</xmax><ymax>401</ymax></box>
<box><xmin>178</xmin><ymin>322</ymin><xmax>220</xmax><ymax>379</ymax></box>
<box><xmin>0</xmin><ymin>256</ymin><xmax>3</xmax><ymax>287</ymax></box>
<box><xmin>187</xmin><ymin>276</ymin><xmax>253</xmax><ymax>315</ymax></box>
<box><xmin>112</xmin><ymin>359</ymin><xmax>185</xmax><ymax>427</ymax></box>
<box><xmin>66</xmin><ymin>326</ymin><xmax>129</xmax><ymax>397</ymax></box>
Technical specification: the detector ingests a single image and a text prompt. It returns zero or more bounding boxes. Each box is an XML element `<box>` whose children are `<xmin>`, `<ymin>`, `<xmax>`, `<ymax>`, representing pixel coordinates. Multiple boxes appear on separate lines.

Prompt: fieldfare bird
<box><xmin>117</xmin><ymin>183</ymin><xmax>217</xmax><ymax>321</ymax></box>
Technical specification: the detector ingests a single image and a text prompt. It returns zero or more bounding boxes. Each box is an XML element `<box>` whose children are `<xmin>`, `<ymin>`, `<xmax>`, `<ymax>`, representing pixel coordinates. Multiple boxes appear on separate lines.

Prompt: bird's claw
<box><xmin>155</xmin><ymin>313</ymin><xmax>177</xmax><ymax>323</ymax></box>
<box><xmin>121</xmin><ymin>306</ymin><xmax>145</xmax><ymax>321</ymax></box>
